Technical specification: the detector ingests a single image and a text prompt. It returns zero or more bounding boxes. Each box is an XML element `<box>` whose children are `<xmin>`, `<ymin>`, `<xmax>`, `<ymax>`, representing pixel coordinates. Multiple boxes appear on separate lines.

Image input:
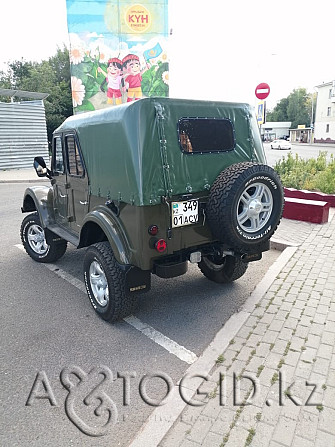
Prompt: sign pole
<box><xmin>255</xmin><ymin>83</ymin><xmax>270</xmax><ymax>141</ymax></box>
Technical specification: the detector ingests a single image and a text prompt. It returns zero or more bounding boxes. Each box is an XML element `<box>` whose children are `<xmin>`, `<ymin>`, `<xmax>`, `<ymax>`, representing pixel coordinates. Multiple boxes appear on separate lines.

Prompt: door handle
<box><xmin>79</xmin><ymin>201</ymin><xmax>88</xmax><ymax>205</ymax></box>
<box><xmin>59</xmin><ymin>193</ymin><xmax>66</xmax><ymax>198</ymax></box>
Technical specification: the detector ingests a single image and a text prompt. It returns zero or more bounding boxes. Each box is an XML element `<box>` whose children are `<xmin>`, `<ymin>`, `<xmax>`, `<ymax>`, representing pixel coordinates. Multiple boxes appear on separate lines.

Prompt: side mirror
<box><xmin>34</xmin><ymin>157</ymin><xmax>52</xmax><ymax>179</ymax></box>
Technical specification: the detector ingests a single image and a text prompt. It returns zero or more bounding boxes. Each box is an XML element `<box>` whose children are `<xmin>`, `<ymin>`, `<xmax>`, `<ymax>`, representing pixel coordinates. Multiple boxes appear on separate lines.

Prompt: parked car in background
<box><xmin>270</xmin><ymin>139</ymin><xmax>291</xmax><ymax>150</ymax></box>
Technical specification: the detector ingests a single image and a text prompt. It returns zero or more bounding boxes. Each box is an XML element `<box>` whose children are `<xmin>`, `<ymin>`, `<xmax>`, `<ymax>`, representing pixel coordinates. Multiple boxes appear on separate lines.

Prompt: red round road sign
<box><xmin>255</xmin><ymin>83</ymin><xmax>270</xmax><ymax>100</ymax></box>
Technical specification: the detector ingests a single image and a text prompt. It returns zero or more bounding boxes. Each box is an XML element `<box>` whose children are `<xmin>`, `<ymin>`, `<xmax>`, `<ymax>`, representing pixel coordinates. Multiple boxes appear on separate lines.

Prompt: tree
<box><xmin>287</xmin><ymin>88</ymin><xmax>310</xmax><ymax>129</ymax></box>
<box><xmin>266</xmin><ymin>97</ymin><xmax>289</xmax><ymax>122</ymax></box>
<box><xmin>266</xmin><ymin>88</ymin><xmax>315</xmax><ymax>129</ymax></box>
<box><xmin>0</xmin><ymin>47</ymin><xmax>72</xmax><ymax>147</ymax></box>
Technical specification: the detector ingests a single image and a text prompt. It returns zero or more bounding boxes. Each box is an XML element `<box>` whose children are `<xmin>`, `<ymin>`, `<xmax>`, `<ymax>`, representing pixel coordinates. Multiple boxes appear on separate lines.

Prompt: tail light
<box><xmin>148</xmin><ymin>224</ymin><xmax>159</xmax><ymax>236</ymax></box>
<box><xmin>155</xmin><ymin>239</ymin><xmax>167</xmax><ymax>253</ymax></box>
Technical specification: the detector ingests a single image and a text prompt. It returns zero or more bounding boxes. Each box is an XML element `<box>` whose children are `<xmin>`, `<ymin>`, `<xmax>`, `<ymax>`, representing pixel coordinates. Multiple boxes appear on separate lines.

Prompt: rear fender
<box><xmin>79</xmin><ymin>207</ymin><xmax>132</xmax><ymax>265</ymax></box>
<box><xmin>21</xmin><ymin>186</ymin><xmax>55</xmax><ymax>227</ymax></box>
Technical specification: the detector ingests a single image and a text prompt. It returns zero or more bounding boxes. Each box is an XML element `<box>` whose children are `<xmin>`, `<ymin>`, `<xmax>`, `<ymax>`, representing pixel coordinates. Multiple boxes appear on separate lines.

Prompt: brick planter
<box><xmin>284</xmin><ymin>187</ymin><xmax>335</xmax><ymax>207</ymax></box>
<box><xmin>283</xmin><ymin>197</ymin><xmax>330</xmax><ymax>224</ymax></box>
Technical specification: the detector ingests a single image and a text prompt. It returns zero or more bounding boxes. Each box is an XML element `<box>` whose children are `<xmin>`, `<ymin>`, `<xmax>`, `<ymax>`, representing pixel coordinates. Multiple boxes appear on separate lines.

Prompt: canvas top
<box><xmin>55</xmin><ymin>97</ymin><xmax>265</xmax><ymax>206</ymax></box>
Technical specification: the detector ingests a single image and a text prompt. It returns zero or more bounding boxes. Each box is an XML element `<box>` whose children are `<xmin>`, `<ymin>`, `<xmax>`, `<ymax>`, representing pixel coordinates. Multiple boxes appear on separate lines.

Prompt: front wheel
<box><xmin>83</xmin><ymin>242</ymin><xmax>136</xmax><ymax>322</ymax></box>
<box><xmin>20</xmin><ymin>213</ymin><xmax>67</xmax><ymax>263</ymax></box>
<box><xmin>198</xmin><ymin>255</ymin><xmax>248</xmax><ymax>283</ymax></box>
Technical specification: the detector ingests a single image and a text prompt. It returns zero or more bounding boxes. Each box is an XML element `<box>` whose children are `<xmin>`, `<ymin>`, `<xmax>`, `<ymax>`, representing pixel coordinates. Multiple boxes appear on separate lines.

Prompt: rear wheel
<box><xmin>20</xmin><ymin>213</ymin><xmax>67</xmax><ymax>263</ymax></box>
<box><xmin>198</xmin><ymin>255</ymin><xmax>248</xmax><ymax>283</ymax></box>
<box><xmin>83</xmin><ymin>242</ymin><xmax>136</xmax><ymax>322</ymax></box>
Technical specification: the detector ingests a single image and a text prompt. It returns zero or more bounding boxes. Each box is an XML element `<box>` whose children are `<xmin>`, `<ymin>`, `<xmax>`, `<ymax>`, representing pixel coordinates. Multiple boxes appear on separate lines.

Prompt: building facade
<box><xmin>260</xmin><ymin>122</ymin><xmax>291</xmax><ymax>141</ymax></box>
<box><xmin>0</xmin><ymin>89</ymin><xmax>49</xmax><ymax>169</ymax></box>
<box><xmin>314</xmin><ymin>81</ymin><xmax>335</xmax><ymax>144</ymax></box>
<box><xmin>289</xmin><ymin>126</ymin><xmax>313</xmax><ymax>144</ymax></box>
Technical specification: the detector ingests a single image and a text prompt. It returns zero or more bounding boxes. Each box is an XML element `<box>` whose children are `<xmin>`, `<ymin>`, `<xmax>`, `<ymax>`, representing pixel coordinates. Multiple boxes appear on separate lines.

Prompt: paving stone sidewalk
<box><xmin>160</xmin><ymin>214</ymin><xmax>335</xmax><ymax>447</ymax></box>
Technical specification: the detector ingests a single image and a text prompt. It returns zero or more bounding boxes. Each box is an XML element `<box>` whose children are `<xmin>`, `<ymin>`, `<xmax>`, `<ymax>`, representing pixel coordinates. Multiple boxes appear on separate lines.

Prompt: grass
<box><xmin>284</xmin><ymin>388</ymin><xmax>292</xmax><ymax>397</ymax></box>
<box><xmin>283</xmin><ymin>341</ymin><xmax>291</xmax><ymax>356</ymax></box>
<box><xmin>278</xmin><ymin>358</ymin><xmax>285</xmax><ymax>369</ymax></box>
<box><xmin>271</xmin><ymin>372</ymin><xmax>279</xmax><ymax>385</ymax></box>
<box><xmin>208</xmin><ymin>387</ymin><xmax>218</xmax><ymax>399</ymax></box>
<box><xmin>256</xmin><ymin>365</ymin><xmax>264</xmax><ymax>377</ymax></box>
<box><xmin>216</xmin><ymin>354</ymin><xmax>225</xmax><ymax>365</ymax></box>
<box><xmin>245</xmin><ymin>428</ymin><xmax>256</xmax><ymax>446</ymax></box>
<box><xmin>274</xmin><ymin>151</ymin><xmax>335</xmax><ymax>194</ymax></box>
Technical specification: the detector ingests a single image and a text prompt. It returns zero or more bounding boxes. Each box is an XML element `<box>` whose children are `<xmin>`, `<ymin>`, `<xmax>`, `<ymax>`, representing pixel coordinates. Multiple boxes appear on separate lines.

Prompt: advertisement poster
<box><xmin>66</xmin><ymin>0</ymin><xmax>169</xmax><ymax>113</ymax></box>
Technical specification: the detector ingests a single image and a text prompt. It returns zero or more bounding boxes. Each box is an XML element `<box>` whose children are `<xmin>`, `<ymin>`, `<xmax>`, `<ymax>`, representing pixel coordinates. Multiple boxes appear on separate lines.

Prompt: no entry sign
<box><xmin>255</xmin><ymin>83</ymin><xmax>270</xmax><ymax>100</ymax></box>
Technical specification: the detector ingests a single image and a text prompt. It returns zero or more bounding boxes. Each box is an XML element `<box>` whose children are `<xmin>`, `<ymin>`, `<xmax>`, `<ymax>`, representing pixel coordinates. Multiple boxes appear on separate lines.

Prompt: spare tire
<box><xmin>206</xmin><ymin>162</ymin><xmax>284</xmax><ymax>251</ymax></box>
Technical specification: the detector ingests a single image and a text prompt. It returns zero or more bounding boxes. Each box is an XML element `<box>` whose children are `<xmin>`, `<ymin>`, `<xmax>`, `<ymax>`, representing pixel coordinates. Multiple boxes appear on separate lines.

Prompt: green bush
<box><xmin>274</xmin><ymin>152</ymin><xmax>335</xmax><ymax>194</ymax></box>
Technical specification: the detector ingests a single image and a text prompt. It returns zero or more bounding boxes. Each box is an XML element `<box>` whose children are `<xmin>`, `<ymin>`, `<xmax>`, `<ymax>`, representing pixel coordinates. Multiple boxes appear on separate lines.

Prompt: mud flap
<box><xmin>125</xmin><ymin>266</ymin><xmax>151</xmax><ymax>293</ymax></box>
<box><xmin>240</xmin><ymin>240</ymin><xmax>270</xmax><ymax>263</ymax></box>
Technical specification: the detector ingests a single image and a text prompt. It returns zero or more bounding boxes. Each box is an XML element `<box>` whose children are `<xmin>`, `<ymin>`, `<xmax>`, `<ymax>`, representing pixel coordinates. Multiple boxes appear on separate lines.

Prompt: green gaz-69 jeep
<box><xmin>20</xmin><ymin>97</ymin><xmax>284</xmax><ymax>322</ymax></box>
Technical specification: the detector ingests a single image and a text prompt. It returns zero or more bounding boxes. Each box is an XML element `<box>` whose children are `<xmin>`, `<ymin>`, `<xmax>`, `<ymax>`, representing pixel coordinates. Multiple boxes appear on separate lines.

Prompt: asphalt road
<box><xmin>0</xmin><ymin>183</ymin><xmax>280</xmax><ymax>447</ymax></box>
<box><xmin>264</xmin><ymin>142</ymin><xmax>335</xmax><ymax>167</ymax></box>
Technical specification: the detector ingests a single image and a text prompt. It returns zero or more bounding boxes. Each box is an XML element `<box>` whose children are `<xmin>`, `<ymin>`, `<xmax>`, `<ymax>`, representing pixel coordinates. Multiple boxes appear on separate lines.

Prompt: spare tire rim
<box><xmin>237</xmin><ymin>182</ymin><xmax>273</xmax><ymax>233</ymax></box>
<box><xmin>89</xmin><ymin>261</ymin><xmax>109</xmax><ymax>307</ymax></box>
<box><xmin>27</xmin><ymin>224</ymin><xmax>49</xmax><ymax>255</ymax></box>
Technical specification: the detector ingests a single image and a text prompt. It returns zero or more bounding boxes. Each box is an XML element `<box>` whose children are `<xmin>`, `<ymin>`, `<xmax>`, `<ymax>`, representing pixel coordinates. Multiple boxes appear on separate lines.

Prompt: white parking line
<box><xmin>15</xmin><ymin>243</ymin><xmax>198</xmax><ymax>365</ymax></box>
<box><xmin>124</xmin><ymin>316</ymin><xmax>198</xmax><ymax>364</ymax></box>
<box><xmin>15</xmin><ymin>244</ymin><xmax>87</xmax><ymax>292</ymax></box>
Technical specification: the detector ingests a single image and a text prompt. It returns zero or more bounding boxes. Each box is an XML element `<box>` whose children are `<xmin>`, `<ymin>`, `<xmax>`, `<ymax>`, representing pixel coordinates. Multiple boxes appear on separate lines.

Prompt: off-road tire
<box><xmin>83</xmin><ymin>242</ymin><xmax>136</xmax><ymax>322</ymax></box>
<box><xmin>20</xmin><ymin>212</ymin><xmax>67</xmax><ymax>263</ymax></box>
<box><xmin>198</xmin><ymin>255</ymin><xmax>248</xmax><ymax>283</ymax></box>
<box><xmin>206</xmin><ymin>163</ymin><xmax>284</xmax><ymax>251</ymax></box>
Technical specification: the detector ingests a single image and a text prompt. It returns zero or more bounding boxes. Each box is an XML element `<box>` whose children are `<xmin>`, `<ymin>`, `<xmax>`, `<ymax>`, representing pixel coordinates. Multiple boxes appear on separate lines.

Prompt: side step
<box><xmin>47</xmin><ymin>224</ymin><xmax>79</xmax><ymax>246</ymax></box>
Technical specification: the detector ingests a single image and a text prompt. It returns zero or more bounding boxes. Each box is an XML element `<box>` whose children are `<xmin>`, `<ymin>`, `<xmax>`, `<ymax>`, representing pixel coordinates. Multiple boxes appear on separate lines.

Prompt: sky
<box><xmin>1</xmin><ymin>0</ymin><xmax>334</xmax><ymax>110</ymax></box>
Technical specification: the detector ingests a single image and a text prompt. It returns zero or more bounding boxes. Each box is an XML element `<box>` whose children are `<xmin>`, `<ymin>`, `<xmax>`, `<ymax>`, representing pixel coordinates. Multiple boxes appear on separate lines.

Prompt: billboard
<box><xmin>66</xmin><ymin>0</ymin><xmax>169</xmax><ymax>113</ymax></box>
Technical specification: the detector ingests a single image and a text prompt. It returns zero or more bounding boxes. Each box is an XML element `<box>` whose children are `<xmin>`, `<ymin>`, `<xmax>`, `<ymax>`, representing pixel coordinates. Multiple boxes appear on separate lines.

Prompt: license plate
<box><xmin>171</xmin><ymin>200</ymin><xmax>199</xmax><ymax>228</ymax></box>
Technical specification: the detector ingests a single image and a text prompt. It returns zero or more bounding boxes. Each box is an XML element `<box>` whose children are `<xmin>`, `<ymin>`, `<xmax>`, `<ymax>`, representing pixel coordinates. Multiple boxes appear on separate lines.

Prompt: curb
<box><xmin>270</xmin><ymin>238</ymin><xmax>299</xmax><ymax>251</ymax></box>
<box><xmin>0</xmin><ymin>179</ymin><xmax>48</xmax><ymax>184</ymax></box>
<box><xmin>128</xmin><ymin>244</ymin><xmax>298</xmax><ymax>447</ymax></box>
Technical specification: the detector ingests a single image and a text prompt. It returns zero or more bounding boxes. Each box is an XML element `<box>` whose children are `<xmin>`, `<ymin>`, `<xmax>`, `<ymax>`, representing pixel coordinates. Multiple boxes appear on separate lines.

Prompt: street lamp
<box><xmin>310</xmin><ymin>87</ymin><xmax>317</xmax><ymax>144</ymax></box>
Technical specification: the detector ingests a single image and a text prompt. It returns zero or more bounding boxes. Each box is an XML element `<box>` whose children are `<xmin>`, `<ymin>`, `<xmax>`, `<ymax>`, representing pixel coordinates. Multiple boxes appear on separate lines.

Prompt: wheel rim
<box><xmin>202</xmin><ymin>255</ymin><xmax>226</xmax><ymax>271</ymax></box>
<box><xmin>27</xmin><ymin>224</ymin><xmax>49</xmax><ymax>255</ymax></box>
<box><xmin>237</xmin><ymin>182</ymin><xmax>273</xmax><ymax>233</ymax></box>
<box><xmin>89</xmin><ymin>261</ymin><xmax>109</xmax><ymax>307</ymax></box>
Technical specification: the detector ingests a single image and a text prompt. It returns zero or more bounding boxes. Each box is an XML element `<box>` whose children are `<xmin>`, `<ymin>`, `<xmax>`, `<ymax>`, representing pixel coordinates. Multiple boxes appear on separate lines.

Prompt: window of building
<box><xmin>326</xmin><ymin>124</ymin><xmax>330</xmax><ymax>133</ymax></box>
<box><xmin>65</xmin><ymin>135</ymin><xmax>84</xmax><ymax>176</ymax></box>
<box><xmin>53</xmin><ymin>137</ymin><xmax>64</xmax><ymax>173</ymax></box>
<box><xmin>329</xmin><ymin>89</ymin><xmax>333</xmax><ymax>99</ymax></box>
<box><xmin>327</xmin><ymin>107</ymin><xmax>331</xmax><ymax>116</ymax></box>
<box><xmin>178</xmin><ymin>118</ymin><xmax>235</xmax><ymax>154</ymax></box>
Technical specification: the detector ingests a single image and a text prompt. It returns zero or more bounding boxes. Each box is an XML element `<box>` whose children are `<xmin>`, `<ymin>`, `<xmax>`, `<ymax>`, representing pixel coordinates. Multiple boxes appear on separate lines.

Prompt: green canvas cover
<box><xmin>56</xmin><ymin>97</ymin><xmax>265</xmax><ymax>206</ymax></box>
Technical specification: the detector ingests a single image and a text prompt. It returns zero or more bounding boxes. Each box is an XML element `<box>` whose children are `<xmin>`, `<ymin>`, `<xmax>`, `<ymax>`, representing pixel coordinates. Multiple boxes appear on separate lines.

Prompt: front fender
<box><xmin>79</xmin><ymin>207</ymin><xmax>132</xmax><ymax>265</ymax></box>
<box><xmin>21</xmin><ymin>186</ymin><xmax>55</xmax><ymax>228</ymax></box>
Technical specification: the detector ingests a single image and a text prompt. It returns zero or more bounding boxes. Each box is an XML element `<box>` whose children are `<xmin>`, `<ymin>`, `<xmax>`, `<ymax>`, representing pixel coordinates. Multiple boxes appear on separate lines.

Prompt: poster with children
<box><xmin>66</xmin><ymin>0</ymin><xmax>169</xmax><ymax>113</ymax></box>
